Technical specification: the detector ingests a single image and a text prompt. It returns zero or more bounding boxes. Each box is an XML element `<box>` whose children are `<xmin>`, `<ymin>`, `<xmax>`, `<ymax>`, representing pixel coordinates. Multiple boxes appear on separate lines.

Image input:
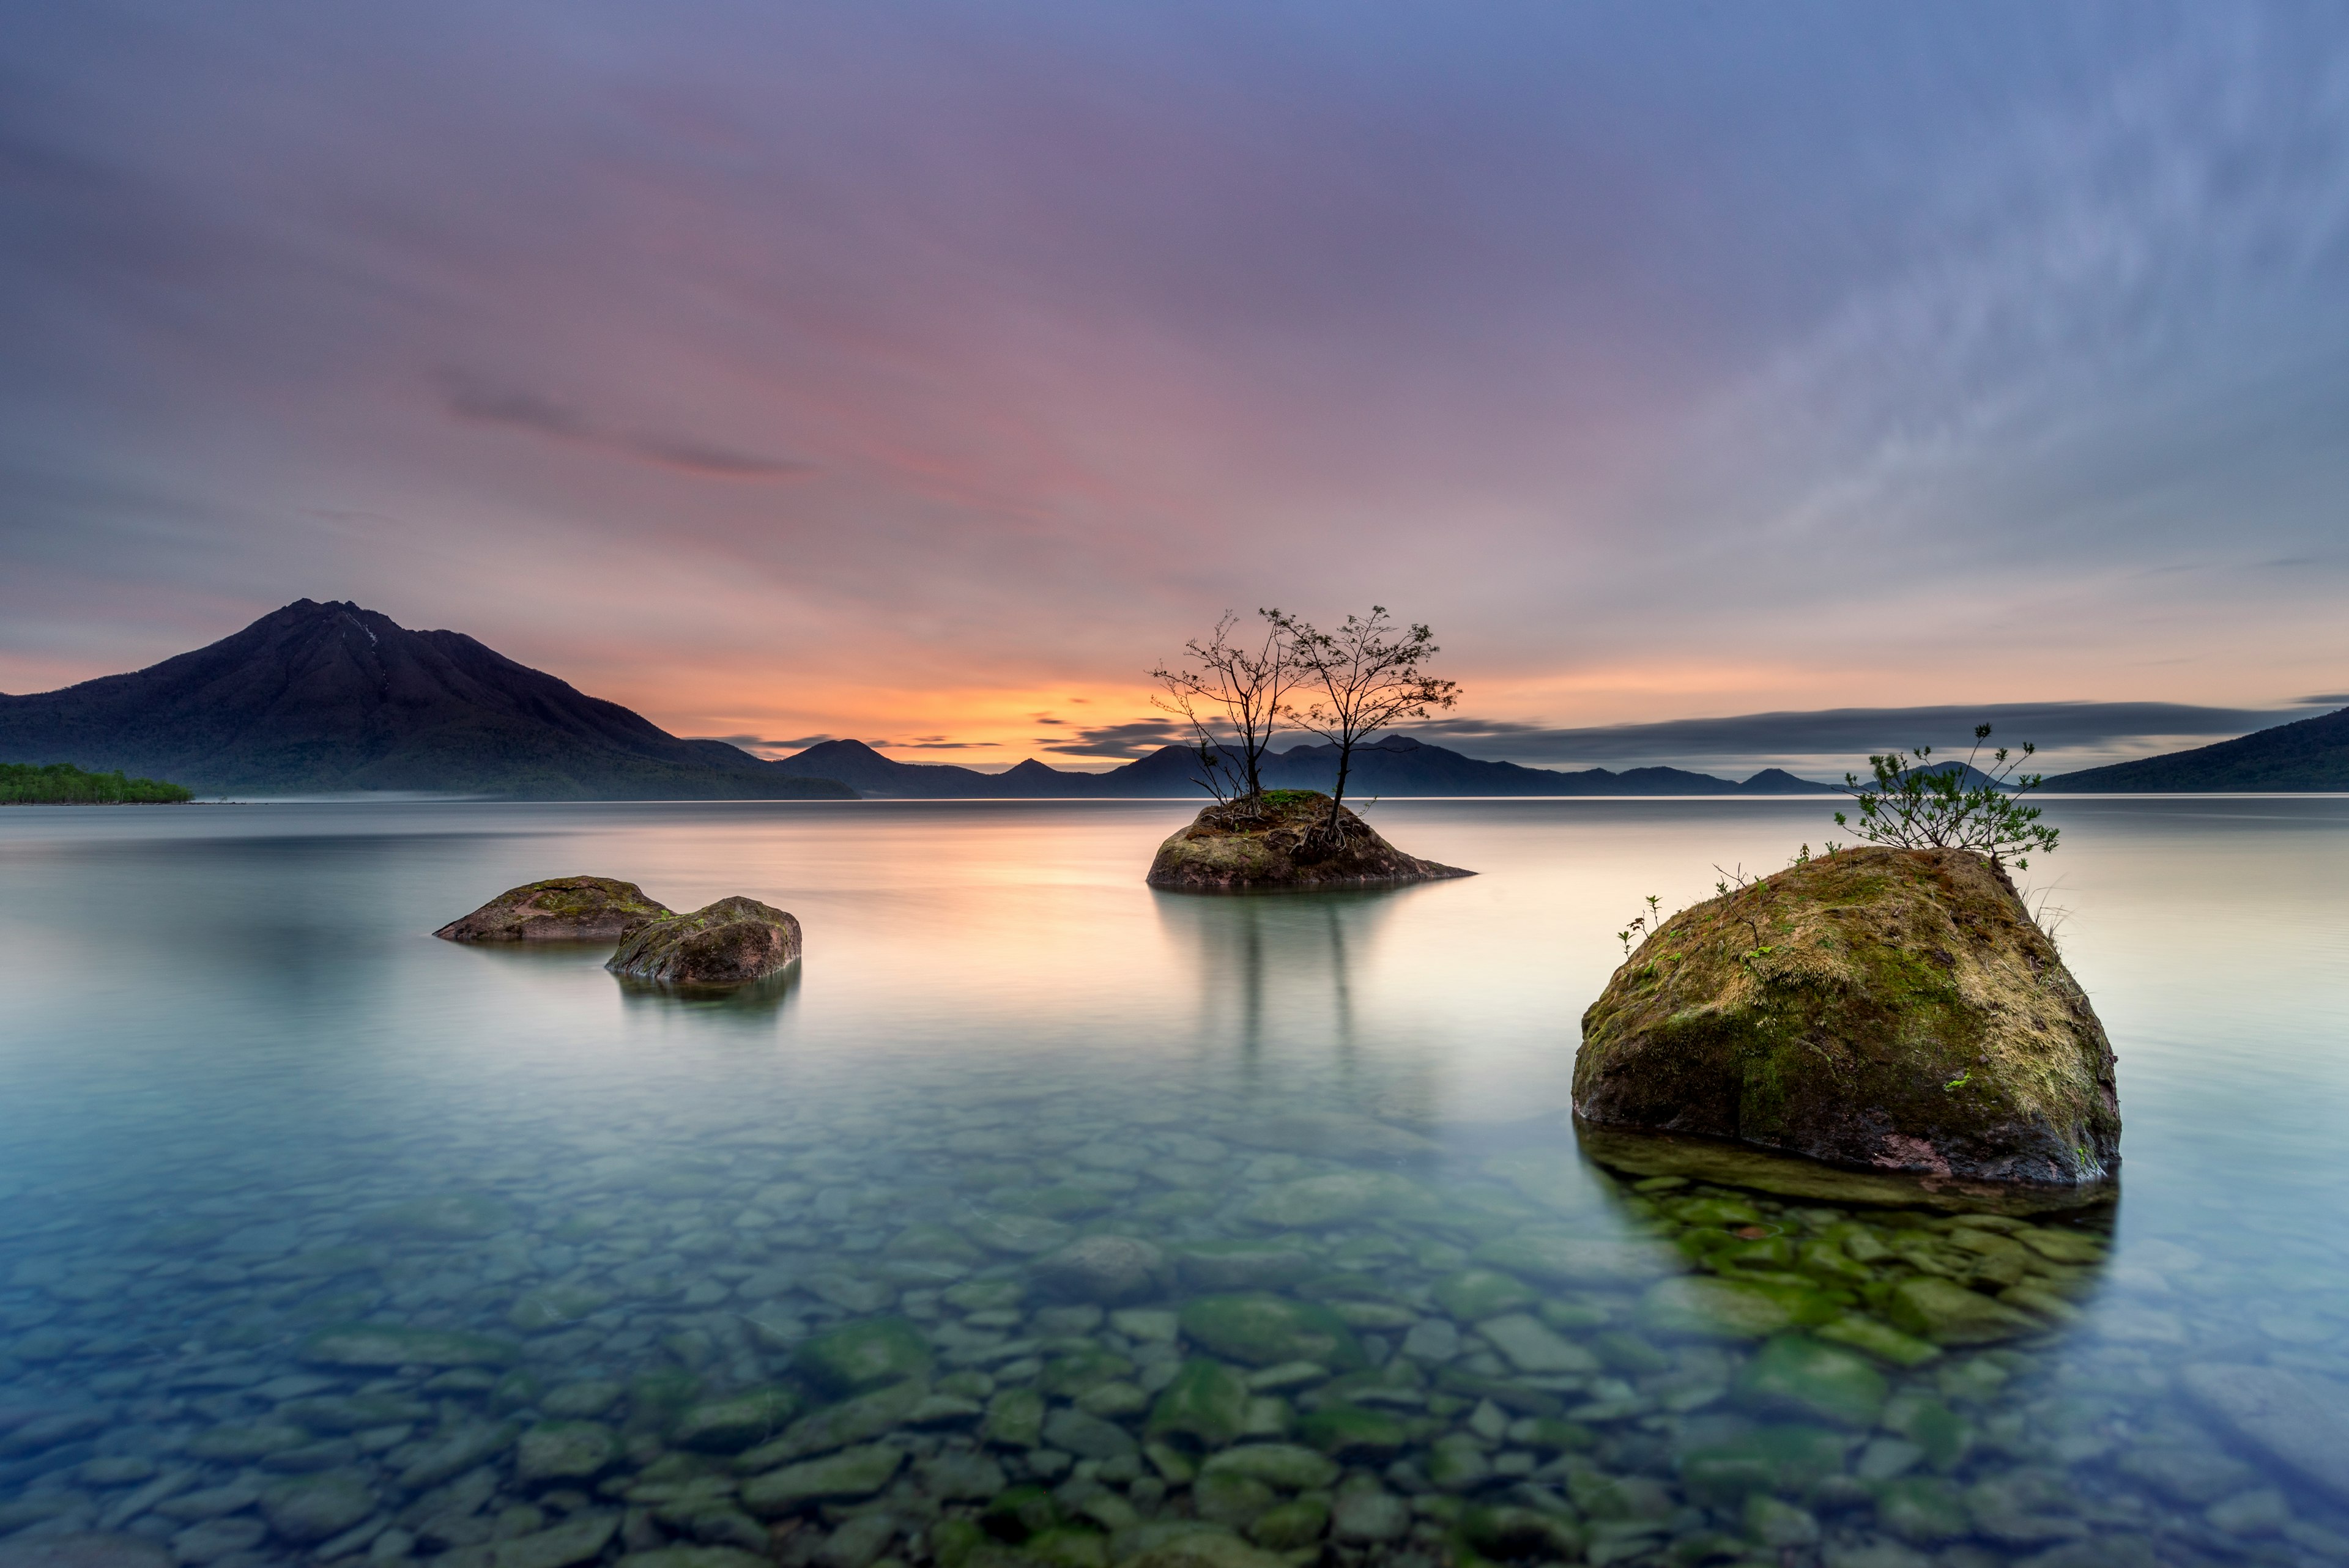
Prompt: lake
<box><xmin>2</xmin><ymin>796</ymin><xmax>2346</xmax><ymax>1568</ymax></box>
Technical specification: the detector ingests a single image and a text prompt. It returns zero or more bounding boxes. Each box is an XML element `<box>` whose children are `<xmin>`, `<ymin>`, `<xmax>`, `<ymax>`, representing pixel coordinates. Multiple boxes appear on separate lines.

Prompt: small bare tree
<box><xmin>1273</xmin><ymin>606</ymin><xmax>1459</xmax><ymax>833</ymax></box>
<box><xmin>1149</xmin><ymin>610</ymin><xmax>1301</xmax><ymax>804</ymax></box>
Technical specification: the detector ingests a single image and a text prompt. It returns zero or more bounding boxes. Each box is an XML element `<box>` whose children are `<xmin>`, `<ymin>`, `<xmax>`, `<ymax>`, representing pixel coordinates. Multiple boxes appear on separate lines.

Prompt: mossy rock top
<box><xmin>607</xmin><ymin>896</ymin><xmax>802</xmax><ymax>987</ymax></box>
<box><xmin>1146</xmin><ymin>792</ymin><xmax>1471</xmax><ymax>892</ymax></box>
<box><xmin>1575</xmin><ymin>846</ymin><xmax>2118</xmax><ymax>1202</ymax></box>
<box><xmin>435</xmin><ymin>875</ymin><xmax>672</xmax><ymax>943</ymax></box>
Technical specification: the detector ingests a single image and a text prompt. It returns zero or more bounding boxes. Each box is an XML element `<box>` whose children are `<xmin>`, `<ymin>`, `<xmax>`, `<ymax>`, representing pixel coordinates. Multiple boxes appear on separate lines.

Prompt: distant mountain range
<box><xmin>3</xmin><ymin>599</ymin><xmax>2337</xmax><ymax>797</ymax></box>
<box><xmin>783</xmin><ymin>735</ymin><xmax>1833</xmax><ymax>798</ymax></box>
<box><xmin>2040</xmin><ymin>703</ymin><xmax>2349</xmax><ymax>791</ymax></box>
<box><xmin>0</xmin><ymin>600</ymin><xmax>853</xmax><ymax>799</ymax></box>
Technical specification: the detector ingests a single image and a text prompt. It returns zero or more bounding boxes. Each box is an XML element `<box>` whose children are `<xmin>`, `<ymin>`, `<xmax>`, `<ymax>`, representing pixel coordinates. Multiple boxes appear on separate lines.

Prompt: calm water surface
<box><xmin>2</xmin><ymin>797</ymin><xmax>2345</xmax><ymax>1568</ymax></box>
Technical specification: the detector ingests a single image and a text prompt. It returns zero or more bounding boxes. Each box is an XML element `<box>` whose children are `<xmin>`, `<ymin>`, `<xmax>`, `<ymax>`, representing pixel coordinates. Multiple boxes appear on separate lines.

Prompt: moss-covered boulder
<box><xmin>435</xmin><ymin>875</ymin><xmax>670</xmax><ymax>942</ymax></box>
<box><xmin>1575</xmin><ymin>846</ymin><xmax>2118</xmax><ymax>1201</ymax></box>
<box><xmin>607</xmin><ymin>897</ymin><xmax>802</xmax><ymax>986</ymax></box>
<box><xmin>1146</xmin><ymin>792</ymin><xmax>1469</xmax><ymax>891</ymax></box>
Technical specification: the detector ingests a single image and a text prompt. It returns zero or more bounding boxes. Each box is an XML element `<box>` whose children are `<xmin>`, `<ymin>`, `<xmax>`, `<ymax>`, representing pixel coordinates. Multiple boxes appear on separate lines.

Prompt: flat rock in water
<box><xmin>1575</xmin><ymin>846</ymin><xmax>2120</xmax><ymax>1199</ymax></box>
<box><xmin>434</xmin><ymin>876</ymin><xmax>670</xmax><ymax>942</ymax></box>
<box><xmin>1146</xmin><ymin>793</ymin><xmax>1471</xmax><ymax>891</ymax></box>
<box><xmin>0</xmin><ymin>1537</ymin><xmax>174</xmax><ymax>1568</ymax></box>
<box><xmin>2178</xmin><ymin>1363</ymin><xmax>2349</xmax><ymax>1504</ymax></box>
<box><xmin>606</xmin><ymin>897</ymin><xmax>801</xmax><ymax>986</ymax></box>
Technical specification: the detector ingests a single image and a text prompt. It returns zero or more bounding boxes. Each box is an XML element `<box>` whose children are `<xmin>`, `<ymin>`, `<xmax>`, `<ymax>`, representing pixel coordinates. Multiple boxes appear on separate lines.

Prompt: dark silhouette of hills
<box><xmin>0</xmin><ymin>600</ymin><xmax>855</xmax><ymax>799</ymax></box>
<box><xmin>781</xmin><ymin>733</ymin><xmax>1835</xmax><ymax>797</ymax></box>
<box><xmin>2043</xmin><ymin>705</ymin><xmax>2349</xmax><ymax>791</ymax></box>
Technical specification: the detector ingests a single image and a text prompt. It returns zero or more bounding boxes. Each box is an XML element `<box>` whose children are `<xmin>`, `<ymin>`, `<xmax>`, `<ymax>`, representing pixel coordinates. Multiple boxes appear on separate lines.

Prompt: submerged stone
<box><xmin>1430</xmin><ymin>1269</ymin><xmax>1535</xmax><ymax>1320</ymax></box>
<box><xmin>1148</xmin><ymin>1359</ymin><xmax>1252</xmax><ymax>1448</ymax></box>
<box><xmin>0</xmin><ymin>1539</ymin><xmax>174</xmax><ymax>1568</ymax></box>
<box><xmin>435</xmin><ymin>876</ymin><xmax>672</xmax><ymax>943</ymax></box>
<box><xmin>607</xmin><ymin>897</ymin><xmax>802</xmax><ymax>987</ymax></box>
<box><xmin>1175</xmin><ymin>1241</ymin><xmax>1319</xmax><ymax>1291</ymax></box>
<box><xmin>1882</xmin><ymin>1279</ymin><xmax>2043</xmax><ymax>1345</ymax></box>
<box><xmin>1474</xmin><ymin>1233</ymin><xmax>1668</xmax><ymax>1287</ymax></box>
<box><xmin>1031</xmin><ymin>1235</ymin><xmax>1166</xmax><ymax>1304</ymax></box>
<box><xmin>1247</xmin><ymin>1498</ymin><xmax>1329</xmax><ymax>1550</ymax></box>
<box><xmin>2178</xmin><ymin>1364</ymin><xmax>2349</xmax><ymax>1506</ymax></box>
<box><xmin>1240</xmin><ymin>1172</ymin><xmax>1421</xmax><ymax>1228</ymax></box>
<box><xmin>740</xmin><ymin>1444</ymin><xmax>904</xmax><ymax>1514</ymax></box>
<box><xmin>1641</xmin><ymin>1276</ymin><xmax>1831</xmax><ymax>1340</ymax></box>
<box><xmin>1293</xmin><ymin>1403</ymin><xmax>1409</xmax><ymax>1459</ymax></box>
<box><xmin>299</xmin><ymin>1324</ymin><xmax>518</xmax><ymax>1369</ymax></box>
<box><xmin>1145</xmin><ymin>793</ymin><xmax>1471</xmax><ymax>892</ymax></box>
<box><xmin>671</xmin><ymin>1388</ymin><xmax>803</xmax><ymax>1452</ymax></box>
<box><xmin>257</xmin><ymin>1471</ymin><xmax>376</xmax><ymax>1543</ymax></box>
<box><xmin>1677</xmin><ymin>1424</ymin><xmax>1852</xmax><ymax>1508</ymax></box>
<box><xmin>744</xmin><ymin>1379</ymin><xmax>929</xmax><ymax>1465</ymax></box>
<box><xmin>794</xmin><ymin>1318</ymin><xmax>932</xmax><ymax>1395</ymax></box>
<box><xmin>1200</xmin><ymin>1444</ymin><xmax>1339</xmax><ymax>1491</ymax></box>
<box><xmin>981</xmin><ymin>1388</ymin><xmax>1047</xmax><ymax>1449</ymax></box>
<box><xmin>514</xmin><ymin>1422</ymin><xmax>620</xmax><ymax>1483</ymax></box>
<box><xmin>1476</xmin><ymin>1312</ymin><xmax>1600</xmax><ymax>1374</ymax></box>
<box><xmin>1734</xmin><ymin>1334</ymin><xmax>1888</xmax><ymax>1428</ymax></box>
<box><xmin>1575</xmin><ymin>846</ymin><xmax>2120</xmax><ymax>1197</ymax></box>
<box><xmin>1179</xmin><ymin>1295</ymin><xmax>1365</xmax><ymax>1370</ymax></box>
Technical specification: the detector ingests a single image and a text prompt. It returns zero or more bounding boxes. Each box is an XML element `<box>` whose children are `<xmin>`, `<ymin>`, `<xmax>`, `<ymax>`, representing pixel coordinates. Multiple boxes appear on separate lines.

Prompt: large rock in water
<box><xmin>434</xmin><ymin>876</ymin><xmax>671</xmax><ymax>942</ymax></box>
<box><xmin>1146</xmin><ymin>791</ymin><xmax>1470</xmax><ymax>891</ymax></box>
<box><xmin>1574</xmin><ymin>846</ymin><xmax>2118</xmax><ymax>1199</ymax></box>
<box><xmin>607</xmin><ymin>896</ymin><xmax>801</xmax><ymax>986</ymax></box>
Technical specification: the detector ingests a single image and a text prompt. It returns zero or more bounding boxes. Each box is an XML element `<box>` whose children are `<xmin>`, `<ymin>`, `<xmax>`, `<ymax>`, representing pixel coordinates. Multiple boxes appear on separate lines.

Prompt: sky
<box><xmin>3</xmin><ymin>2</ymin><xmax>2347</xmax><ymax>775</ymax></box>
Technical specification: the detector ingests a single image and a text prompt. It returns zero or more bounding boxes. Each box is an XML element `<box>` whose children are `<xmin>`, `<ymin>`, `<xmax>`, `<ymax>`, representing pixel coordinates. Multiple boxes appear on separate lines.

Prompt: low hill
<box><xmin>0</xmin><ymin>601</ymin><xmax>855</xmax><ymax>800</ymax></box>
<box><xmin>2043</xmin><ymin>705</ymin><xmax>2349</xmax><ymax>791</ymax></box>
<box><xmin>777</xmin><ymin>733</ymin><xmax>1834</xmax><ymax>797</ymax></box>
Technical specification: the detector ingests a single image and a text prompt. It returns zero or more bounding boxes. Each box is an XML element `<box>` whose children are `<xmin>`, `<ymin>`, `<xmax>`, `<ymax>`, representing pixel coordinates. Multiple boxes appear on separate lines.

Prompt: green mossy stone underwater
<box><xmin>1178</xmin><ymin>1295</ymin><xmax>1365</xmax><ymax>1370</ymax></box>
<box><xmin>738</xmin><ymin>1443</ymin><xmax>904</xmax><ymax>1514</ymax></box>
<box><xmin>1148</xmin><ymin>1359</ymin><xmax>1252</xmax><ymax>1448</ymax></box>
<box><xmin>1733</xmin><ymin>1334</ymin><xmax>1889</xmax><ymax>1427</ymax></box>
<box><xmin>1575</xmin><ymin>846</ymin><xmax>2120</xmax><ymax>1197</ymax></box>
<box><xmin>670</xmin><ymin>1388</ymin><xmax>803</xmax><ymax>1452</ymax></box>
<box><xmin>792</xmin><ymin>1317</ymin><xmax>932</xmax><ymax>1394</ymax></box>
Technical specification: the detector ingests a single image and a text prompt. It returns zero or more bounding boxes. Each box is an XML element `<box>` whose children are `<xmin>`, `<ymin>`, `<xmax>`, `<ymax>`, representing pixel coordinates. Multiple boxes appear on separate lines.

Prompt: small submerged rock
<box><xmin>434</xmin><ymin>876</ymin><xmax>672</xmax><ymax>942</ymax></box>
<box><xmin>607</xmin><ymin>896</ymin><xmax>802</xmax><ymax>986</ymax></box>
<box><xmin>1146</xmin><ymin>791</ymin><xmax>1470</xmax><ymax>891</ymax></box>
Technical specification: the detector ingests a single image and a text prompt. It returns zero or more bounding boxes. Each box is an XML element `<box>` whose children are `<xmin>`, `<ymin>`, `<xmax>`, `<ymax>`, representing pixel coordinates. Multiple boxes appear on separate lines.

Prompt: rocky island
<box><xmin>1574</xmin><ymin>845</ymin><xmax>2120</xmax><ymax>1209</ymax></box>
<box><xmin>1146</xmin><ymin>790</ymin><xmax>1471</xmax><ymax>892</ymax></box>
<box><xmin>433</xmin><ymin>875</ymin><xmax>673</xmax><ymax>942</ymax></box>
<box><xmin>607</xmin><ymin>895</ymin><xmax>803</xmax><ymax>986</ymax></box>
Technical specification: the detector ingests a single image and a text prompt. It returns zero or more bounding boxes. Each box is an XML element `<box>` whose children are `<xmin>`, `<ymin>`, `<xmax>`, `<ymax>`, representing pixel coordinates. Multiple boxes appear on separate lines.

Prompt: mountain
<box><xmin>0</xmin><ymin>600</ymin><xmax>855</xmax><ymax>800</ymax></box>
<box><xmin>2043</xmin><ymin>705</ymin><xmax>2349</xmax><ymax>791</ymax></box>
<box><xmin>774</xmin><ymin>733</ymin><xmax>1835</xmax><ymax>797</ymax></box>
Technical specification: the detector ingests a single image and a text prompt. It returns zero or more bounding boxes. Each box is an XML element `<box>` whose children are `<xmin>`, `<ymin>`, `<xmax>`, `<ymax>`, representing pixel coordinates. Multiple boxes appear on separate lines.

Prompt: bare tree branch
<box><xmin>1271</xmin><ymin>605</ymin><xmax>1460</xmax><ymax>834</ymax></box>
<box><xmin>1149</xmin><ymin>609</ymin><xmax>1301</xmax><ymax>804</ymax></box>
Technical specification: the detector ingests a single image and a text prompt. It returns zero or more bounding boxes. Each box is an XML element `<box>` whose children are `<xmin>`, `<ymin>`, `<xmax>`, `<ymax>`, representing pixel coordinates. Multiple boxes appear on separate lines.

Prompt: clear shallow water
<box><xmin>1</xmin><ymin>797</ymin><xmax>2346</xmax><ymax>1568</ymax></box>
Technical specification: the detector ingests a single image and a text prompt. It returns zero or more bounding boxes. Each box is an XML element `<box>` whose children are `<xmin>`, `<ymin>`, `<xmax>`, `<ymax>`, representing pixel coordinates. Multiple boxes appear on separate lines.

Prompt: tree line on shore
<box><xmin>0</xmin><ymin>761</ymin><xmax>192</xmax><ymax>804</ymax></box>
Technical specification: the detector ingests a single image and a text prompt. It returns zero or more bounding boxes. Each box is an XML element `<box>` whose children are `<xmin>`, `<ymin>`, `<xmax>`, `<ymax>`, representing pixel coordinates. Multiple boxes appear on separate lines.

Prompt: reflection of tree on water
<box><xmin>1151</xmin><ymin>882</ymin><xmax>1426</xmax><ymax>1067</ymax></box>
